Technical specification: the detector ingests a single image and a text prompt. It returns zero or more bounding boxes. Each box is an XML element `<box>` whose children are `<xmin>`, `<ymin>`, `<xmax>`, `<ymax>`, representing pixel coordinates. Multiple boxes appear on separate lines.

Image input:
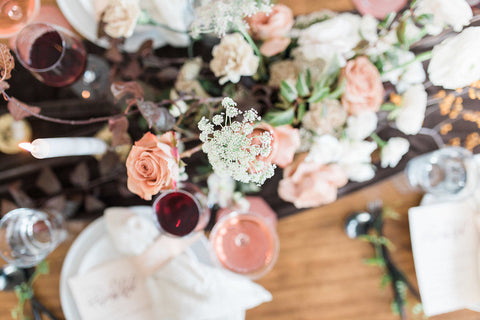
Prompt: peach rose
<box><xmin>247</xmin><ymin>122</ymin><xmax>278</xmax><ymax>173</ymax></box>
<box><xmin>126</xmin><ymin>132</ymin><xmax>179</xmax><ymax>200</ymax></box>
<box><xmin>247</xmin><ymin>4</ymin><xmax>294</xmax><ymax>57</ymax></box>
<box><xmin>271</xmin><ymin>125</ymin><xmax>300</xmax><ymax>168</ymax></box>
<box><xmin>341</xmin><ymin>56</ymin><xmax>384</xmax><ymax>115</ymax></box>
<box><xmin>278</xmin><ymin>154</ymin><xmax>348</xmax><ymax>209</ymax></box>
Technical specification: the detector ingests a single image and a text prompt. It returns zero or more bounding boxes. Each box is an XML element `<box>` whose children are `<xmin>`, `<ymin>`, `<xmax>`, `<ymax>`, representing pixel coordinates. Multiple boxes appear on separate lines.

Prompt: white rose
<box><xmin>345</xmin><ymin>111</ymin><xmax>378</xmax><ymax>141</ymax></box>
<box><xmin>295</xmin><ymin>13</ymin><xmax>362</xmax><ymax>66</ymax></box>
<box><xmin>381</xmin><ymin>137</ymin><xmax>410</xmax><ymax>168</ymax></box>
<box><xmin>207</xmin><ymin>173</ymin><xmax>235</xmax><ymax>208</ymax></box>
<box><xmin>339</xmin><ymin>140</ymin><xmax>377</xmax><ymax>165</ymax></box>
<box><xmin>342</xmin><ymin>163</ymin><xmax>376</xmax><ymax>182</ymax></box>
<box><xmin>395</xmin><ymin>84</ymin><xmax>427</xmax><ymax>135</ymax></box>
<box><xmin>306</xmin><ymin>134</ymin><xmax>342</xmax><ymax>164</ymax></box>
<box><xmin>101</xmin><ymin>0</ymin><xmax>140</xmax><ymax>39</ymax></box>
<box><xmin>210</xmin><ymin>33</ymin><xmax>260</xmax><ymax>84</ymax></box>
<box><xmin>381</xmin><ymin>49</ymin><xmax>426</xmax><ymax>93</ymax></box>
<box><xmin>428</xmin><ymin>27</ymin><xmax>480</xmax><ymax>89</ymax></box>
<box><xmin>415</xmin><ymin>0</ymin><xmax>472</xmax><ymax>35</ymax></box>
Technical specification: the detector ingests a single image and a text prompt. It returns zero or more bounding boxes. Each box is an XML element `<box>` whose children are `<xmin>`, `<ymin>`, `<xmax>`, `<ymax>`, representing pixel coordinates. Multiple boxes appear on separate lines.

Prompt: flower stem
<box><xmin>180</xmin><ymin>143</ymin><xmax>203</xmax><ymax>158</ymax></box>
<box><xmin>237</xmin><ymin>27</ymin><xmax>267</xmax><ymax>80</ymax></box>
<box><xmin>381</xmin><ymin>50</ymin><xmax>432</xmax><ymax>76</ymax></box>
<box><xmin>370</xmin><ymin>132</ymin><xmax>387</xmax><ymax>148</ymax></box>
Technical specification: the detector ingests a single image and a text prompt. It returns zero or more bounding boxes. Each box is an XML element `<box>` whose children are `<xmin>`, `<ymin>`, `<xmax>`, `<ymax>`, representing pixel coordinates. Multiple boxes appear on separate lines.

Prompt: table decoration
<box><xmin>19</xmin><ymin>137</ymin><xmax>108</xmax><ymax>159</ymax></box>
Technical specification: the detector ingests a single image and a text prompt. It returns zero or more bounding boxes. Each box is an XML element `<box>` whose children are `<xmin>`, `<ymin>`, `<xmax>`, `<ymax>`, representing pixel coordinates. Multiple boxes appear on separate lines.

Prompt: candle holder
<box><xmin>210</xmin><ymin>211</ymin><xmax>279</xmax><ymax>279</ymax></box>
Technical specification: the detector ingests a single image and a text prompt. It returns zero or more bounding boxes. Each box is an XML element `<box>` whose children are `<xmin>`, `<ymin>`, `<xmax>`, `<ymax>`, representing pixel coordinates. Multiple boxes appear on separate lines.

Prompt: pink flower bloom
<box><xmin>271</xmin><ymin>125</ymin><xmax>300</xmax><ymax>168</ymax></box>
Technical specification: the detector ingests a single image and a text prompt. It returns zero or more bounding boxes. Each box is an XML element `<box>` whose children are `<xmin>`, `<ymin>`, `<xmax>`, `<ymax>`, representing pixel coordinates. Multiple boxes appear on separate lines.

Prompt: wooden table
<box><xmin>0</xmin><ymin>173</ymin><xmax>478</xmax><ymax>320</ymax></box>
<box><xmin>1</xmin><ymin>0</ymin><xmax>478</xmax><ymax>319</ymax></box>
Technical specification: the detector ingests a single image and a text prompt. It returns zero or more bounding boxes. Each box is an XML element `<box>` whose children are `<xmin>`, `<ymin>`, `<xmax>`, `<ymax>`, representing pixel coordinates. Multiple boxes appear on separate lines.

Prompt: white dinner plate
<box><xmin>56</xmin><ymin>0</ymin><xmax>167</xmax><ymax>52</ymax></box>
<box><xmin>59</xmin><ymin>206</ymin><xmax>212</xmax><ymax>320</ymax></box>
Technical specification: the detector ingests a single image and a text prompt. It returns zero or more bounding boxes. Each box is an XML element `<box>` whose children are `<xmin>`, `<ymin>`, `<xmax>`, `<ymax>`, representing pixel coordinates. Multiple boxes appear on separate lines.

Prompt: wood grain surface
<box><xmin>0</xmin><ymin>0</ymin><xmax>478</xmax><ymax>319</ymax></box>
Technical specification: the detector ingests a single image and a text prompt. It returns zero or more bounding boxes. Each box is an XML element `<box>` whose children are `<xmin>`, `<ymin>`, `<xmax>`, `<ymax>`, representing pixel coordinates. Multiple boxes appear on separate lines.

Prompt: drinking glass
<box><xmin>0</xmin><ymin>0</ymin><xmax>39</xmax><ymax>38</ymax></box>
<box><xmin>15</xmin><ymin>22</ymin><xmax>87</xmax><ymax>87</ymax></box>
<box><xmin>405</xmin><ymin>147</ymin><xmax>478</xmax><ymax>199</ymax></box>
<box><xmin>210</xmin><ymin>211</ymin><xmax>279</xmax><ymax>279</ymax></box>
<box><xmin>0</xmin><ymin>208</ymin><xmax>67</xmax><ymax>268</ymax></box>
<box><xmin>152</xmin><ymin>182</ymin><xmax>210</xmax><ymax>237</ymax></box>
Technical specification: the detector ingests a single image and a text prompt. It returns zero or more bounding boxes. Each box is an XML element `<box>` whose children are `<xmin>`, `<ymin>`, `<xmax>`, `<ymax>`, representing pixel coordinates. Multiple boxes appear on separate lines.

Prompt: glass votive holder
<box><xmin>405</xmin><ymin>146</ymin><xmax>478</xmax><ymax>199</ymax></box>
<box><xmin>210</xmin><ymin>211</ymin><xmax>279</xmax><ymax>280</ymax></box>
<box><xmin>152</xmin><ymin>182</ymin><xmax>210</xmax><ymax>237</ymax></box>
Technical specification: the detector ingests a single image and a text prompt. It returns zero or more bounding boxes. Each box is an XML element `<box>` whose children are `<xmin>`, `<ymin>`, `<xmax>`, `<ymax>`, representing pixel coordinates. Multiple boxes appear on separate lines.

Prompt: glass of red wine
<box><xmin>15</xmin><ymin>22</ymin><xmax>87</xmax><ymax>87</ymax></box>
<box><xmin>152</xmin><ymin>183</ymin><xmax>211</xmax><ymax>237</ymax></box>
<box><xmin>0</xmin><ymin>0</ymin><xmax>39</xmax><ymax>38</ymax></box>
<box><xmin>210</xmin><ymin>211</ymin><xmax>279</xmax><ymax>279</ymax></box>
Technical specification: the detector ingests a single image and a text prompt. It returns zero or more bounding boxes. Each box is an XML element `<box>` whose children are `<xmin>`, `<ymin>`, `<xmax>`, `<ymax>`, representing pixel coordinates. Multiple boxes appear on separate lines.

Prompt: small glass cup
<box><xmin>152</xmin><ymin>182</ymin><xmax>210</xmax><ymax>237</ymax></box>
<box><xmin>15</xmin><ymin>22</ymin><xmax>87</xmax><ymax>87</ymax></box>
<box><xmin>405</xmin><ymin>146</ymin><xmax>478</xmax><ymax>199</ymax></box>
<box><xmin>0</xmin><ymin>208</ymin><xmax>67</xmax><ymax>268</ymax></box>
<box><xmin>210</xmin><ymin>211</ymin><xmax>279</xmax><ymax>279</ymax></box>
<box><xmin>0</xmin><ymin>0</ymin><xmax>40</xmax><ymax>38</ymax></box>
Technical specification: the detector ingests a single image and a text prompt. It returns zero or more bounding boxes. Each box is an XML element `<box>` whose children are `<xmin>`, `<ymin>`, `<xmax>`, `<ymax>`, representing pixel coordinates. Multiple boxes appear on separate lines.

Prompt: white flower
<box><xmin>342</xmin><ymin>163</ymin><xmax>375</xmax><ymax>182</ymax></box>
<box><xmin>428</xmin><ymin>27</ymin><xmax>480</xmax><ymax>89</ymax></box>
<box><xmin>381</xmin><ymin>49</ymin><xmax>426</xmax><ymax>93</ymax></box>
<box><xmin>100</xmin><ymin>0</ymin><xmax>140</xmax><ymax>38</ymax></box>
<box><xmin>415</xmin><ymin>0</ymin><xmax>472</xmax><ymax>35</ymax></box>
<box><xmin>395</xmin><ymin>84</ymin><xmax>427</xmax><ymax>135</ymax></box>
<box><xmin>210</xmin><ymin>33</ymin><xmax>260</xmax><ymax>85</ymax></box>
<box><xmin>339</xmin><ymin>140</ymin><xmax>377</xmax><ymax>182</ymax></box>
<box><xmin>207</xmin><ymin>173</ymin><xmax>236</xmax><ymax>207</ymax></box>
<box><xmin>199</xmin><ymin>97</ymin><xmax>276</xmax><ymax>185</ymax></box>
<box><xmin>190</xmin><ymin>0</ymin><xmax>272</xmax><ymax>37</ymax></box>
<box><xmin>295</xmin><ymin>13</ymin><xmax>362</xmax><ymax>66</ymax></box>
<box><xmin>345</xmin><ymin>112</ymin><xmax>377</xmax><ymax>141</ymax></box>
<box><xmin>381</xmin><ymin>137</ymin><xmax>410</xmax><ymax>168</ymax></box>
<box><xmin>302</xmin><ymin>99</ymin><xmax>347</xmax><ymax>136</ymax></box>
<box><xmin>360</xmin><ymin>15</ymin><xmax>378</xmax><ymax>43</ymax></box>
<box><xmin>306</xmin><ymin>135</ymin><xmax>342</xmax><ymax>164</ymax></box>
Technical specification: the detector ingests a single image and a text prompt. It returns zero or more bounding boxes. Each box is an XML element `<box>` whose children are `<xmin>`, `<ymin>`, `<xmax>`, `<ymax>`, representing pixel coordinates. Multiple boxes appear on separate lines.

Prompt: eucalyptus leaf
<box><xmin>327</xmin><ymin>79</ymin><xmax>346</xmax><ymax>100</ymax></box>
<box><xmin>280</xmin><ymin>80</ymin><xmax>298</xmax><ymax>103</ymax></box>
<box><xmin>296</xmin><ymin>73</ymin><xmax>310</xmax><ymax>97</ymax></box>
<box><xmin>380</xmin><ymin>103</ymin><xmax>397</xmax><ymax>111</ymax></box>
<box><xmin>308</xmin><ymin>86</ymin><xmax>329</xmax><ymax>103</ymax></box>
<box><xmin>264</xmin><ymin>108</ymin><xmax>295</xmax><ymax>126</ymax></box>
<box><xmin>297</xmin><ymin>102</ymin><xmax>306</xmax><ymax>122</ymax></box>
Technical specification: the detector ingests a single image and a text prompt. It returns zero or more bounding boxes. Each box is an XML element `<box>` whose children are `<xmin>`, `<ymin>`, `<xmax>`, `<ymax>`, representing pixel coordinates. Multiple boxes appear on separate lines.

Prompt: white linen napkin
<box><xmin>104</xmin><ymin>207</ymin><xmax>272</xmax><ymax>320</ymax></box>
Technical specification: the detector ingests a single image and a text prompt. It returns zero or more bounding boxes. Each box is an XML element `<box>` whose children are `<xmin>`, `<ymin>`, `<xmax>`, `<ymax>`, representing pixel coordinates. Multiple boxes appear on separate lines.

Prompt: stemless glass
<box><xmin>210</xmin><ymin>211</ymin><xmax>279</xmax><ymax>279</ymax></box>
<box><xmin>0</xmin><ymin>0</ymin><xmax>39</xmax><ymax>38</ymax></box>
<box><xmin>152</xmin><ymin>182</ymin><xmax>210</xmax><ymax>237</ymax></box>
<box><xmin>405</xmin><ymin>146</ymin><xmax>478</xmax><ymax>199</ymax></box>
<box><xmin>0</xmin><ymin>208</ymin><xmax>67</xmax><ymax>268</ymax></box>
<box><xmin>15</xmin><ymin>22</ymin><xmax>87</xmax><ymax>87</ymax></box>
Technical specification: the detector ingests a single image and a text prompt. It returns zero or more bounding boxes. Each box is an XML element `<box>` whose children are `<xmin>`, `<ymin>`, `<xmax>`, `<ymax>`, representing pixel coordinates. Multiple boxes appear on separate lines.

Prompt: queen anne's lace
<box><xmin>190</xmin><ymin>0</ymin><xmax>272</xmax><ymax>37</ymax></box>
<box><xmin>199</xmin><ymin>98</ymin><xmax>275</xmax><ymax>185</ymax></box>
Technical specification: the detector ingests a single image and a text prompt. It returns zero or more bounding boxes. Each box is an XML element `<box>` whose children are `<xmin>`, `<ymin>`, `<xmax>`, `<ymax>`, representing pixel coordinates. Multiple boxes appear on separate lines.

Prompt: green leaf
<box><xmin>396</xmin><ymin>20</ymin><xmax>407</xmax><ymax>48</ymax></box>
<box><xmin>391</xmin><ymin>301</ymin><xmax>400</xmax><ymax>315</ymax></box>
<box><xmin>264</xmin><ymin>108</ymin><xmax>295</xmax><ymax>127</ymax></box>
<box><xmin>280</xmin><ymin>80</ymin><xmax>298</xmax><ymax>103</ymax></box>
<box><xmin>380</xmin><ymin>103</ymin><xmax>397</xmax><ymax>111</ymax></box>
<box><xmin>380</xmin><ymin>274</ymin><xmax>392</xmax><ymax>289</ymax></box>
<box><xmin>306</xmin><ymin>69</ymin><xmax>312</xmax><ymax>89</ymax></box>
<box><xmin>379</xmin><ymin>12</ymin><xmax>396</xmax><ymax>29</ymax></box>
<box><xmin>297</xmin><ymin>102</ymin><xmax>306</xmax><ymax>122</ymax></box>
<box><xmin>308</xmin><ymin>86</ymin><xmax>329</xmax><ymax>103</ymax></box>
<box><xmin>415</xmin><ymin>13</ymin><xmax>434</xmax><ymax>26</ymax></box>
<box><xmin>327</xmin><ymin>79</ymin><xmax>346</xmax><ymax>100</ymax></box>
<box><xmin>363</xmin><ymin>257</ymin><xmax>385</xmax><ymax>267</ymax></box>
<box><xmin>296</xmin><ymin>73</ymin><xmax>310</xmax><ymax>97</ymax></box>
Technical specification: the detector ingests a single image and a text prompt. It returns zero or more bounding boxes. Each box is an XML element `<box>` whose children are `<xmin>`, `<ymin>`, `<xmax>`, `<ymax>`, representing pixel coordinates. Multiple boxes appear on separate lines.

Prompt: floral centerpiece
<box><xmin>0</xmin><ymin>0</ymin><xmax>479</xmax><ymax>212</ymax></box>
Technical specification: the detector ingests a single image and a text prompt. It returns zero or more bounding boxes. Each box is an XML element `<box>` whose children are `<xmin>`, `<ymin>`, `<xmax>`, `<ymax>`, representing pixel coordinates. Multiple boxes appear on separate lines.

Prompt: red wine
<box><xmin>29</xmin><ymin>30</ymin><xmax>86</xmax><ymax>87</ymax></box>
<box><xmin>155</xmin><ymin>191</ymin><xmax>200</xmax><ymax>236</ymax></box>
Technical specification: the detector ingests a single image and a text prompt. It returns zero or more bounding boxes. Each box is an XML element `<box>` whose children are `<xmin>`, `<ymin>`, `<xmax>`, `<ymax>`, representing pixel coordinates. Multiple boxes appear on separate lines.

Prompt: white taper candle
<box><xmin>19</xmin><ymin>138</ymin><xmax>108</xmax><ymax>159</ymax></box>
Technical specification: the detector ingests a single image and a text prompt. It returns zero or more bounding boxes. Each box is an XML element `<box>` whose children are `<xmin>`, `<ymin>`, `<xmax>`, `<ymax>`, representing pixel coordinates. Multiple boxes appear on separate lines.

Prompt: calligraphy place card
<box><xmin>69</xmin><ymin>258</ymin><xmax>154</xmax><ymax>320</ymax></box>
<box><xmin>409</xmin><ymin>200</ymin><xmax>480</xmax><ymax>316</ymax></box>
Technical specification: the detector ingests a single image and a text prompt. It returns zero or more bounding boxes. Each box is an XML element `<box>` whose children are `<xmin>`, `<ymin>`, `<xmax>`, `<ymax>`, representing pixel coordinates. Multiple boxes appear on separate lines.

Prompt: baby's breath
<box><xmin>198</xmin><ymin>97</ymin><xmax>276</xmax><ymax>185</ymax></box>
<box><xmin>190</xmin><ymin>0</ymin><xmax>272</xmax><ymax>38</ymax></box>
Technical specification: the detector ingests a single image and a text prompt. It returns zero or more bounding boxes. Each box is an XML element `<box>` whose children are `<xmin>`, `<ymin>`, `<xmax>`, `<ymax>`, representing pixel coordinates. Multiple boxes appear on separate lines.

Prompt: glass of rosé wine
<box><xmin>210</xmin><ymin>211</ymin><xmax>279</xmax><ymax>279</ymax></box>
<box><xmin>0</xmin><ymin>0</ymin><xmax>39</xmax><ymax>38</ymax></box>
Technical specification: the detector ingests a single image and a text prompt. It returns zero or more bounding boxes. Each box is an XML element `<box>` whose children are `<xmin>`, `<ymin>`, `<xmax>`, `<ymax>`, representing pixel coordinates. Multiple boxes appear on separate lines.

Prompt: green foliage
<box><xmin>295</xmin><ymin>73</ymin><xmax>310</xmax><ymax>97</ymax></box>
<box><xmin>380</xmin><ymin>103</ymin><xmax>397</xmax><ymax>112</ymax></box>
<box><xmin>263</xmin><ymin>108</ymin><xmax>295</xmax><ymax>127</ymax></box>
<box><xmin>280</xmin><ymin>80</ymin><xmax>298</xmax><ymax>103</ymax></box>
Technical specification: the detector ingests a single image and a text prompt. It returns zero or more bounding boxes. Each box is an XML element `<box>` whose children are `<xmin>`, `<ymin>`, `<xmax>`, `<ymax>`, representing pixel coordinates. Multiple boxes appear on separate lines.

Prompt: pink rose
<box><xmin>260</xmin><ymin>37</ymin><xmax>291</xmax><ymax>57</ymax></box>
<box><xmin>126</xmin><ymin>132</ymin><xmax>179</xmax><ymax>200</ymax></box>
<box><xmin>278</xmin><ymin>154</ymin><xmax>348</xmax><ymax>209</ymax></box>
<box><xmin>341</xmin><ymin>56</ymin><xmax>384</xmax><ymax>115</ymax></box>
<box><xmin>271</xmin><ymin>125</ymin><xmax>300</xmax><ymax>168</ymax></box>
<box><xmin>247</xmin><ymin>122</ymin><xmax>278</xmax><ymax>173</ymax></box>
<box><xmin>247</xmin><ymin>4</ymin><xmax>293</xmax><ymax>57</ymax></box>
